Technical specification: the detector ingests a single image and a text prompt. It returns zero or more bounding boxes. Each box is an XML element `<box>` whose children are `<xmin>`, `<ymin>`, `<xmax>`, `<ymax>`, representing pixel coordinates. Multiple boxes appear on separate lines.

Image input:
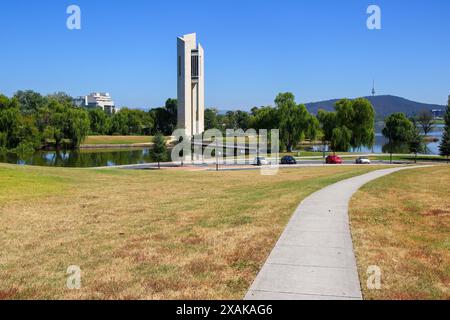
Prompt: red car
<box><xmin>326</xmin><ymin>155</ymin><xmax>343</xmax><ymax>164</ymax></box>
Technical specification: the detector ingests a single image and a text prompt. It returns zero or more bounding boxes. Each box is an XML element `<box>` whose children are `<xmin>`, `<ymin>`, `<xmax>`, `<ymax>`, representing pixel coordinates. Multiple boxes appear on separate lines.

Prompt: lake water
<box><xmin>0</xmin><ymin>126</ymin><xmax>445</xmax><ymax>167</ymax></box>
<box><xmin>0</xmin><ymin>148</ymin><xmax>165</xmax><ymax>168</ymax></box>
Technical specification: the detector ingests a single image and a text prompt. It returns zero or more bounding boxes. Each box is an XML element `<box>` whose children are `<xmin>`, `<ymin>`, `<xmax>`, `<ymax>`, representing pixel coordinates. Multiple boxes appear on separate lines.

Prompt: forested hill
<box><xmin>305</xmin><ymin>95</ymin><xmax>445</xmax><ymax>118</ymax></box>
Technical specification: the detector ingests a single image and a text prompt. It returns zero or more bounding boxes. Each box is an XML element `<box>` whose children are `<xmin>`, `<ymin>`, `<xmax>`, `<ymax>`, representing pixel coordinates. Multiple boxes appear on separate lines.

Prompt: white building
<box><xmin>74</xmin><ymin>92</ymin><xmax>118</xmax><ymax>114</ymax></box>
<box><xmin>177</xmin><ymin>33</ymin><xmax>205</xmax><ymax>137</ymax></box>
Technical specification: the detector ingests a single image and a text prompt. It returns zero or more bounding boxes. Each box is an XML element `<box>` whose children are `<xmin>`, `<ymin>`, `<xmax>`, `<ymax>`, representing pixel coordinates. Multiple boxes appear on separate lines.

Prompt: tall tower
<box><xmin>177</xmin><ymin>33</ymin><xmax>205</xmax><ymax>137</ymax></box>
<box><xmin>371</xmin><ymin>80</ymin><xmax>376</xmax><ymax>97</ymax></box>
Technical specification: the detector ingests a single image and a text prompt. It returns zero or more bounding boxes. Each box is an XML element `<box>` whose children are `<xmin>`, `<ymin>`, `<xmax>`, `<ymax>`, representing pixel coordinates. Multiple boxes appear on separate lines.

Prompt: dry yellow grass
<box><xmin>0</xmin><ymin>164</ymin><xmax>382</xmax><ymax>300</ymax></box>
<box><xmin>350</xmin><ymin>166</ymin><xmax>450</xmax><ymax>300</ymax></box>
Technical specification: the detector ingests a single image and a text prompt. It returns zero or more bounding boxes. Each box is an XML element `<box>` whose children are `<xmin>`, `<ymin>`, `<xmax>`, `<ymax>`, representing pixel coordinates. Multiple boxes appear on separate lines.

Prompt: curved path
<box><xmin>245</xmin><ymin>166</ymin><xmax>430</xmax><ymax>300</ymax></box>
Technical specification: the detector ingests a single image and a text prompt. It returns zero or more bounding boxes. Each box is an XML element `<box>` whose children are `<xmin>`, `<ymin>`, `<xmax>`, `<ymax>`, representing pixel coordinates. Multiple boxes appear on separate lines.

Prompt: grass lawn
<box><xmin>0</xmin><ymin>164</ymin><xmax>383</xmax><ymax>299</ymax></box>
<box><xmin>372</xmin><ymin>155</ymin><xmax>449</xmax><ymax>163</ymax></box>
<box><xmin>82</xmin><ymin>136</ymin><xmax>156</xmax><ymax>145</ymax></box>
<box><xmin>350</xmin><ymin>166</ymin><xmax>450</xmax><ymax>300</ymax></box>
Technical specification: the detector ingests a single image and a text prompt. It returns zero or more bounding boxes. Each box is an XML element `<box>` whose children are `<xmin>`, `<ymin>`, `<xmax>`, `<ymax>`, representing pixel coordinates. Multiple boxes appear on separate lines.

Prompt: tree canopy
<box><xmin>382</xmin><ymin>113</ymin><xmax>414</xmax><ymax>143</ymax></box>
<box><xmin>151</xmin><ymin>132</ymin><xmax>168</xmax><ymax>169</ymax></box>
<box><xmin>150</xmin><ymin>99</ymin><xmax>177</xmax><ymax>135</ymax></box>
<box><xmin>276</xmin><ymin>93</ymin><xmax>316</xmax><ymax>152</ymax></box>
<box><xmin>415</xmin><ymin>110</ymin><xmax>435</xmax><ymax>136</ymax></box>
<box><xmin>318</xmin><ymin>98</ymin><xmax>375</xmax><ymax>152</ymax></box>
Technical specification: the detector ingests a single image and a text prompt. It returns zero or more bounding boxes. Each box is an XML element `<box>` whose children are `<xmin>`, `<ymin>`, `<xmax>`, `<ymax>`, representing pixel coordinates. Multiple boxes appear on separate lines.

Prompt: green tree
<box><xmin>17</xmin><ymin>116</ymin><xmax>41</xmax><ymax>149</ymax></box>
<box><xmin>331</xmin><ymin>126</ymin><xmax>352</xmax><ymax>153</ymax></box>
<box><xmin>109</xmin><ymin>111</ymin><xmax>129</xmax><ymax>135</ymax></box>
<box><xmin>150</xmin><ymin>99</ymin><xmax>177</xmax><ymax>135</ymax></box>
<box><xmin>408</xmin><ymin>127</ymin><xmax>425</xmax><ymax>163</ymax></box>
<box><xmin>0</xmin><ymin>132</ymin><xmax>6</xmax><ymax>148</ymax></box>
<box><xmin>140</xmin><ymin>110</ymin><xmax>155</xmax><ymax>135</ymax></box>
<box><xmin>43</xmin><ymin>100</ymin><xmax>68</xmax><ymax>148</ymax></box>
<box><xmin>122</xmin><ymin>108</ymin><xmax>143</xmax><ymax>135</ymax></box>
<box><xmin>0</xmin><ymin>95</ymin><xmax>22</xmax><ymax>148</ymax></box>
<box><xmin>249</xmin><ymin>106</ymin><xmax>279</xmax><ymax>131</ymax></box>
<box><xmin>151</xmin><ymin>133</ymin><xmax>167</xmax><ymax>169</ymax></box>
<box><xmin>317</xmin><ymin>109</ymin><xmax>337</xmax><ymax>148</ymax></box>
<box><xmin>416</xmin><ymin>109</ymin><xmax>435</xmax><ymax>136</ymax></box>
<box><xmin>439</xmin><ymin>103</ymin><xmax>450</xmax><ymax>162</ymax></box>
<box><xmin>306</xmin><ymin>114</ymin><xmax>320</xmax><ymax>141</ymax></box>
<box><xmin>14</xmin><ymin>90</ymin><xmax>46</xmax><ymax>115</ymax></box>
<box><xmin>383</xmin><ymin>113</ymin><xmax>414</xmax><ymax>163</ymax></box>
<box><xmin>234</xmin><ymin>110</ymin><xmax>250</xmax><ymax>130</ymax></box>
<box><xmin>317</xmin><ymin>98</ymin><xmax>375</xmax><ymax>152</ymax></box>
<box><xmin>42</xmin><ymin>126</ymin><xmax>62</xmax><ymax>147</ymax></box>
<box><xmin>275</xmin><ymin>93</ymin><xmax>311</xmax><ymax>152</ymax></box>
<box><xmin>36</xmin><ymin>99</ymin><xmax>90</xmax><ymax>149</ymax></box>
<box><xmin>88</xmin><ymin>108</ymin><xmax>109</xmax><ymax>135</ymax></box>
<box><xmin>349</xmin><ymin>98</ymin><xmax>376</xmax><ymax>150</ymax></box>
<box><xmin>334</xmin><ymin>98</ymin><xmax>375</xmax><ymax>151</ymax></box>
<box><xmin>223</xmin><ymin>111</ymin><xmax>238</xmax><ymax>130</ymax></box>
<box><xmin>205</xmin><ymin>108</ymin><xmax>219</xmax><ymax>130</ymax></box>
<box><xmin>47</xmin><ymin>92</ymin><xmax>74</xmax><ymax>106</ymax></box>
<box><xmin>65</xmin><ymin>108</ymin><xmax>90</xmax><ymax>148</ymax></box>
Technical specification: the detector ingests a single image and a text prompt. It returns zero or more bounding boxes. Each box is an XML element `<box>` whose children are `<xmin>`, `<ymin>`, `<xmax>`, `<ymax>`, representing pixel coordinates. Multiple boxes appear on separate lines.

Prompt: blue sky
<box><xmin>0</xmin><ymin>0</ymin><xmax>449</xmax><ymax>109</ymax></box>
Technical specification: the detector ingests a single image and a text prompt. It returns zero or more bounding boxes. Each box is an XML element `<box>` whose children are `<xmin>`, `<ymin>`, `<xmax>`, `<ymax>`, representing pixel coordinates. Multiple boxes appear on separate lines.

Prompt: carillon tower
<box><xmin>177</xmin><ymin>33</ymin><xmax>205</xmax><ymax>137</ymax></box>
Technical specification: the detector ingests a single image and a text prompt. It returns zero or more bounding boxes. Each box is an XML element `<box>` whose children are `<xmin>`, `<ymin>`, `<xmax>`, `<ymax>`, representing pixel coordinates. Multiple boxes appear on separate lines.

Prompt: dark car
<box><xmin>281</xmin><ymin>156</ymin><xmax>297</xmax><ymax>165</ymax></box>
<box><xmin>326</xmin><ymin>155</ymin><xmax>343</xmax><ymax>164</ymax></box>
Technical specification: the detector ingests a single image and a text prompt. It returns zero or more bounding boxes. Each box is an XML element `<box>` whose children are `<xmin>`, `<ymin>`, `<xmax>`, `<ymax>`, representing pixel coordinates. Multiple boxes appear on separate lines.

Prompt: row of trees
<box><xmin>381</xmin><ymin>99</ymin><xmax>450</xmax><ymax>162</ymax></box>
<box><xmin>205</xmin><ymin>93</ymin><xmax>450</xmax><ymax>161</ymax></box>
<box><xmin>0</xmin><ymin>93</ymin><xmax>90</xmax><ymax>153</ymax></box>
<box><xmin>3</xmin><ymin>89</ymin><xmax>447</xmax><ymax>160</ymax></box>
<box><xmin>205</xmin><ymin>93</ymin><xmax>319</xmax><ymax>152</ymax></box>
<box><xmin>205</xmin><ymin>93</ymin><xmax>376</xmax><ymax>153</ymax></box>
<box><xmin>0</xmin><ymin>90</ymin><xmax>179</xmax><ymax>152</ymax></box>
<box><xmin>89</xmin><ymin>99</ymin><xmax>177</xmax><ymax>136</ymax></box>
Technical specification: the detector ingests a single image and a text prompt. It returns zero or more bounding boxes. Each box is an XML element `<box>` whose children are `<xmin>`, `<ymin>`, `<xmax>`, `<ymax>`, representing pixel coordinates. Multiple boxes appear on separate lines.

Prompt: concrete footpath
<box><xmin>245</xmin><ymin>166</ymin><xmax>430</xmax><ymax>300</ymax></box>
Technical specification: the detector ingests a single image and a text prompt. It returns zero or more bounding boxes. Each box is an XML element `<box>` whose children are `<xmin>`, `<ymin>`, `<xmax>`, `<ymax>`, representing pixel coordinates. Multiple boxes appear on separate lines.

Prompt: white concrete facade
<box><xmin>177</xmin><ymin>33</ymin><xmax>205</xmax><ymax>137</ymax></box>
<box><xmin>74</xmin><ymin>92</ymin><xmax>117</xmax><ymax>114</ymax></box>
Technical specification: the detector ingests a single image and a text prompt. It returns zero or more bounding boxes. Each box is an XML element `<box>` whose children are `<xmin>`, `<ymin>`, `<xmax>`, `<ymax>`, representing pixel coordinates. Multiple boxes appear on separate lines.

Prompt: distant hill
<box><xmin>305</xmin><ymin>95</ymin><xmax>445</xmax><ymax>118</ymax></box>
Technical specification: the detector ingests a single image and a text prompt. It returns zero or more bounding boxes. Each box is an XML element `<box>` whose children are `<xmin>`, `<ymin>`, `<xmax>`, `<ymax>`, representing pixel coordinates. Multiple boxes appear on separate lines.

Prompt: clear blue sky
<box><xmin>0</xmin><ymin>0</ymin><xmax>449</xmax><ymax>109</ymax></box>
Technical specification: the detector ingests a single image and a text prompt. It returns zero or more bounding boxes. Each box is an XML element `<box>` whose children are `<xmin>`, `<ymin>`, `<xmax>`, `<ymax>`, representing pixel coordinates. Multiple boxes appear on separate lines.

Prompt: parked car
<box><xmin>355</xmin><ymin>157</ymin><xmax>371</xmax><ymax>164</ymax></box>
<box><xmin>281</xmin><ymin>156</ymin><xmax>297</xmax><ymax>165</ymax></box>
<box><xmin>252</xmin><ymin>157</ymin><xmax>268</xmax><ymax>166</ymax></box>
<box><xmin>326</xmin><ymin>155</ymin><xmax>343</xmax><ymax>164</ymax></box>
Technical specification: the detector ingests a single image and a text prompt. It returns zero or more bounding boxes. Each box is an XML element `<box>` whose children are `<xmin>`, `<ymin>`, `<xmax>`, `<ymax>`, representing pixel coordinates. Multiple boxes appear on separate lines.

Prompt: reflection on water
<box><xmin>0</xmin><ymin>148</ymin><xmax>170</xmax><ymax>168</ymax></box>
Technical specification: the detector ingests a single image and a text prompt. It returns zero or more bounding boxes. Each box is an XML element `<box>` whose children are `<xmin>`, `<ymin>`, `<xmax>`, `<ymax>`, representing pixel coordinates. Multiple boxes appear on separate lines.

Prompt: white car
<box><xmin>355</xmin><ymin>157</ymin><xmax>371</xmax><ymax>164</ymax></box>
<box><xmin>252</xmin><ymin>157</ymin><xmax>268</xmax><ymax>166</ymax></box>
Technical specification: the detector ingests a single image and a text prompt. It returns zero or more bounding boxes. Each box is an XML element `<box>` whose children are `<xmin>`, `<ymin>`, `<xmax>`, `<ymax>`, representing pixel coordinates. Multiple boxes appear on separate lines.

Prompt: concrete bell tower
<box><xmin>177</xmin><ymin>33</ymin><xmax>205</xmax><ymax>137</ymax></box>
